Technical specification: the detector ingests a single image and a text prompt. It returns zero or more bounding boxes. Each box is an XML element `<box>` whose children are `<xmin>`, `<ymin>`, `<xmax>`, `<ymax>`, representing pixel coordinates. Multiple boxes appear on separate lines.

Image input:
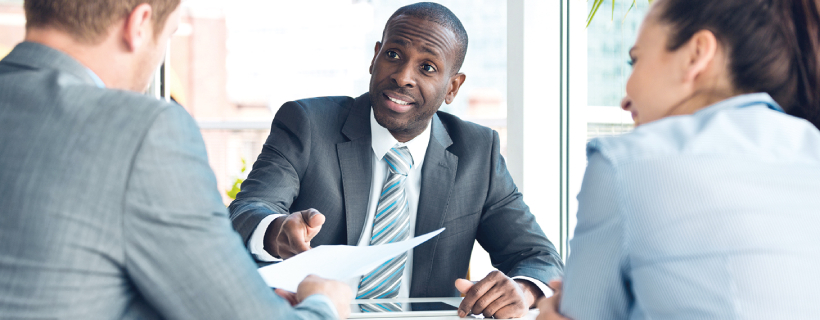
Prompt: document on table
<box><xmin>258</xmin><ymin>228</ymin><xmax>445</xmax><ymax>292</ymax></box>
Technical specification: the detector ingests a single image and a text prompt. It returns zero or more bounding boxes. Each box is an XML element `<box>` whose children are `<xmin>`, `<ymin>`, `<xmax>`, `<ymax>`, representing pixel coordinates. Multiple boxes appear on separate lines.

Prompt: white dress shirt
<box><xmin>249</xmin><ymin>107</ymin><xmax>550</xmax><ymax>299</ymax></box>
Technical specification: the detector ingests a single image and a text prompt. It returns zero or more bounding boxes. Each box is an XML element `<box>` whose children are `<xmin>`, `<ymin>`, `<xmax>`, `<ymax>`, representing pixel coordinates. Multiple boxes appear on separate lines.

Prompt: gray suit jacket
<box><xmin>0</xmin><ymin>42</ymin><xmax>335</xmax><ymax>319</ymax></box>
<box><xmin>229</xmin><ymin>94</ymin><xmax>564</xmax><ymax>297</ymax></box>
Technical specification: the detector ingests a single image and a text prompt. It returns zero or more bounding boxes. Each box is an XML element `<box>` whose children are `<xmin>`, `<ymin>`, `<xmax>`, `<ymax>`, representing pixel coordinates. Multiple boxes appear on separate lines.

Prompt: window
<box><xmin>565</xmin><ymin>0</ymin><xmax>649</xmax><ymax>249</ymax></box>
<box><xmin>0</xmin><ymin>1</ymin><xmax>24</xmax><ymax>58</ymax></box>
<box><xmin>505</xmin><ymin>0</ymin><xmax>649</xmax><ymax>259</ymax></box>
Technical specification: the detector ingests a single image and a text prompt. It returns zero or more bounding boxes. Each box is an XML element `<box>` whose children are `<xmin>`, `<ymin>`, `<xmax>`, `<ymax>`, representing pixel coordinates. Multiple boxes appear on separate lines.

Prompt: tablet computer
<box><xmin>348</xmin><ymin>300</ymin><xmax>460</xmax><ymax>318</ymax></box>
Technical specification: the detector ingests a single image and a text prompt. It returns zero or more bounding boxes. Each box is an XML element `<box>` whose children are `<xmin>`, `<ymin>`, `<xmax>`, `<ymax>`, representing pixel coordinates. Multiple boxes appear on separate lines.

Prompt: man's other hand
<box><xmin>294</xmin><ymin>275</ymin><xmax>353</xmax><ymax>319</ymax></box>
<box><xmin>536</xmin><ymin>280</ymin><xmax>571</xmax><ymax>320</ymax></box>
<box><xmin>454</xmin><ymin>270</ymin><xmax>542</xmax><ymax>319</ymax></box>
<box><xmin>264</xmin><ymin>208</ymin><xmax>325</xmax><ymax>259</ymax></box>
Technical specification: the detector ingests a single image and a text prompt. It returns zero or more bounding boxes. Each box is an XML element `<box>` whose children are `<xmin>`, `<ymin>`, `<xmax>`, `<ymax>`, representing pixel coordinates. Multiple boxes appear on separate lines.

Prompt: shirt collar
<box><xmin>695</xmin><ymin>92</ymin><xmax>784</xmax><ymax>116</ymax></box>
<box><xmin>370</xmin><ymin>106</ymin><xmax>431</xmax><ymax>166</ymax></box>
<box><xmin>85</xmin><ymin>69</ymin><xmax>106</xmax><ymax>88</ymax></box>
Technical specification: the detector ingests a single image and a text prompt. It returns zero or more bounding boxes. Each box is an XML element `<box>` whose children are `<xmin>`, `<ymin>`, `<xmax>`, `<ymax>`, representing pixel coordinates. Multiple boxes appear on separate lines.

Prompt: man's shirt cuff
<box><xmin>248</xmin><ymin>214</ymin><xmax>285</xmax><ymax>262</ymax></box>
<box><xmin>512</xmin><ymin>276</ymin><xmax>554</xmax><ymax>299</ymax></box>
<box><xmin>302</xmin><ymin>294</ymin><xmax>339</xmax><ymax>318</ymax></box>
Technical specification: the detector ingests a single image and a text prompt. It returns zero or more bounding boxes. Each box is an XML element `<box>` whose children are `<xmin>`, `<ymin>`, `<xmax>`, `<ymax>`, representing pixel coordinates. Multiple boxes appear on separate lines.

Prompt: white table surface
<box><xmin>348</xmin><ymin>297</ymin><xmax>539</xmax><ymax>320</ymax></box>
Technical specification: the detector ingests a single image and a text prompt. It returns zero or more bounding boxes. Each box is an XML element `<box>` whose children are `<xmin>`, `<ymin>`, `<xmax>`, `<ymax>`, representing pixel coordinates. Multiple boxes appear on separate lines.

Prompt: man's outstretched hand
<box><xmin>455</xmin><ymin>271</ymin><xmax>543</xmax><ymax>319</ymax></box>
<box><xmin>264</xmin><ymin>208</ymin><xmax>325</xmax><ymax>259</ymax></box>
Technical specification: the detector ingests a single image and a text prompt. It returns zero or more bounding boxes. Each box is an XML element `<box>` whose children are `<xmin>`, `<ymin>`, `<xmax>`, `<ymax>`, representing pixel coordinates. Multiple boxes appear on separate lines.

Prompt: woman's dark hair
<box><xmin>657</xmin><ymin>0</ymin><xmax>820</xmax><ymax>129</ymax></box>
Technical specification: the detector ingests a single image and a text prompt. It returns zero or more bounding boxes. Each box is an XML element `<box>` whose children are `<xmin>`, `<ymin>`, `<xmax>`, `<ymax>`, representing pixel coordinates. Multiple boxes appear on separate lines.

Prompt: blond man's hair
<box><xmin>24</xmin><ymin>0</ymin><xmax>181</xmax><ymax>44</ymax></box>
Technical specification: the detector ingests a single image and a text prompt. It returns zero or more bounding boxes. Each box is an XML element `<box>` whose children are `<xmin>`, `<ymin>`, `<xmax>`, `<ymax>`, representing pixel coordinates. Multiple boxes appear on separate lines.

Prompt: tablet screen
<box><xmin>405</xmin><ymin>302</ymin><xmax>459</xmax><ymax>311</ymax></box>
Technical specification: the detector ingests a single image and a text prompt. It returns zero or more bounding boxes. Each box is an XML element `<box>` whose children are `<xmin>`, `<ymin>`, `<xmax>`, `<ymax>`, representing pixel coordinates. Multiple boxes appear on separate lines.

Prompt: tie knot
<box><xmin>384</xmin><ymin>145</ymin><xmax>413</xmax><ymax>175</ymax></box>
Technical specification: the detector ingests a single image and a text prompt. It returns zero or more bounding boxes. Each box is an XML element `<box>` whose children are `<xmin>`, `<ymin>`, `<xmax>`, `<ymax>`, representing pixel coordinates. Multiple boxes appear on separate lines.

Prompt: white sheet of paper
<box><xmin>258</xmin><ymin>228</ymin><xmax>445</xmax><ymax>292</ymax></box>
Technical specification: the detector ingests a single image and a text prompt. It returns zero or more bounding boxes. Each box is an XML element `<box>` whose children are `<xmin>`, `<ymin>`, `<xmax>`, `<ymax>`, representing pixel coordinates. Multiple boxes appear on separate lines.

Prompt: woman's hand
<box><xmin>536</xmin><ymin>280</ymin><xmax>571</xmax><ymax>320</ymax></box>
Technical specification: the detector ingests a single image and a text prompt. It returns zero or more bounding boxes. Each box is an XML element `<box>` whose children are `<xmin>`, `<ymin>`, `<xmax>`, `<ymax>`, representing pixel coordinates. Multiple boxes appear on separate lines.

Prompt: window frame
<box><xmin>505</xmin><ymin>0</ymin><xmax>573</xmax><ymax>259</ymax></box>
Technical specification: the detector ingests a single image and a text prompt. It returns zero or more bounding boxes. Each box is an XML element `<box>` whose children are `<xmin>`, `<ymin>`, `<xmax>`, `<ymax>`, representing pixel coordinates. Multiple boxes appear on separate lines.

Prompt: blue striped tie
<box><xmin>357</xmin><ymin>145</ymin><xmax>413</xmax><ymax>300</ymax></box>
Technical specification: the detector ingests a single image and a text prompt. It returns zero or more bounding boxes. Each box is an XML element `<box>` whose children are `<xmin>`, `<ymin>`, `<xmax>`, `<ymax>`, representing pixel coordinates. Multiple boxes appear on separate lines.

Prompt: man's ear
<box><xmin>369</xmin><ymin>41</ymin><xmax>382</xmax><ymax>75</ymax></box>
<box><xmin>681</xmin><ymin>29</ymin><xmax>718</xmax><ymax>84</ymax></box>
<box><xmin>444</xmin><ymin>73</ymin><xmax>466</xmax><ymax>104</ymax></box>
<box><xmin>122</xmin><ymin>3</ymin><xmax>154</xmax><ymax>52</ymax></box>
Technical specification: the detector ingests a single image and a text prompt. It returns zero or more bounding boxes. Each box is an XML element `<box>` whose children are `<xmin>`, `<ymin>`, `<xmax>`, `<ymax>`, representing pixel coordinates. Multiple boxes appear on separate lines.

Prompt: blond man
<box><xmin>0</xmin><ymin>1</ymin><xmax>350</xmax><ymax>319</ymax></box>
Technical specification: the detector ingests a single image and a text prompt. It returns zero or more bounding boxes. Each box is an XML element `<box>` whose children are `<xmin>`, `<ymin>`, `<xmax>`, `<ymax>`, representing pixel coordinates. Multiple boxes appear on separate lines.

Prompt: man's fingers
<box><xmin>493</xmin><ymin>304</ymin><xmax>523</xmax><ymax>319</ymax></box>
<box><xmin>458</xmin><ymin>276</ymin><xmax>495</xmax><ymax>317</ymax></box>
<box><xmin>277</xmin><ymin>244</ymin><xmax>300</xmax><ymax>259</ymax></box>
<box><xmin>454</xmin><ymin>278</ymin><xmax>475</xmax><ymax>317</ymax></box>
<box><xmin>302</xmin><ymin>210</ymin><xmax>325</xmax><ymax>242</ymax></box>
<box><xmin>471</xmin><ymin>284</ymin><xmax>506</xmax><ymax>315</ymax></box>
<box><xmin>277</xmin><ymin>211</ymin><xmax>319</xmax><ymax>257</ymax></box>
<box><xmin>457</xmin><ymin>287</ymin><xmax>482</xmax><ymax>317</ymax></box>
<box><xmin>282</xmin><ymin>220</ymin><xmax>311</xmax><ymax>252</ymax></box>
<box><xmin>454</xmin><ymin>278</ymin><xmax>473</xmax><ymax>294</ymax></box>
<box><xmin>292</xmin><ymin>237</ymin><xmax>311</xmax><ymax>252</ymax></box>
<box><xmin>303</xmin><ymin>209</ymin><xmax>326</xmax><ymax>228</ymax></box>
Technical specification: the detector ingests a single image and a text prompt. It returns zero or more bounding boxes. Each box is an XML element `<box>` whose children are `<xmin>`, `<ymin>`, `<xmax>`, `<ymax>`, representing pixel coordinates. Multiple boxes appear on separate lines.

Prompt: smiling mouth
<box><xmin>380</xmin><ymin>91</ymin><xmax>417</xmax><ymax>114</ymax></box>
<box><xmin>386</xmin><ymin>94</ymin><xmax>412</xmax><ymax>106</ymax></box>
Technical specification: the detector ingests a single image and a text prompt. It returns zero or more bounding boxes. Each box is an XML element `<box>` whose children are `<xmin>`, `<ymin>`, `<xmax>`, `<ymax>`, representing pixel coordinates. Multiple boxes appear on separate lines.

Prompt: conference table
<box><xmin>349</xmin><ymin>297</ymin><xmax>540</xmax><ymax>320</ymax></box>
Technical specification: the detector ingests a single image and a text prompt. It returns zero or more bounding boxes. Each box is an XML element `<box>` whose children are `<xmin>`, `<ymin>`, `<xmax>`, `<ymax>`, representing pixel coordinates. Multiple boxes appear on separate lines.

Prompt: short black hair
<box><xmin>383</xmin><ymin>2</ymin><xmax>469</xmax><ymax>74</ymax></box>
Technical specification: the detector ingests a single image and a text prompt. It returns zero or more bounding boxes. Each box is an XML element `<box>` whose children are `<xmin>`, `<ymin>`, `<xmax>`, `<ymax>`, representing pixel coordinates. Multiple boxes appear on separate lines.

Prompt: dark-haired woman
<box><xmin>538</xmin><ymin>0</ymin><xmax>820</xmax><ymax>319</ymax></box>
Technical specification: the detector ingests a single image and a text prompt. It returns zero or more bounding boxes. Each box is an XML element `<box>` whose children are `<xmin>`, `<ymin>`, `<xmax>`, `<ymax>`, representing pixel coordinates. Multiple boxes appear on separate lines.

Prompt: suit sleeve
<box><xmin>475</xmin><ymin>131</ymin><xmax>564</xmax><ymax>285</ymax></box>
<box><xmin>560</xmin><ymin>150</ymin><xmax>631</xmax><ymax>319</ymax></box>
<box><xmin>122</xmin><ymin>105</ymin><xmax>335</xmax><ymax>320</ymax></box>
<box><xmin>228</xmin><ymin>101</ymin><xmax>312</xmax><ymax>244</ymax></box>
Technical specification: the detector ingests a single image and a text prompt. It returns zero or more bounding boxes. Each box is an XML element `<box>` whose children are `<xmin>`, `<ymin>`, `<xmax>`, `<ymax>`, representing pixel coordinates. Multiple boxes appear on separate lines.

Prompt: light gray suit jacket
<box><xmin>0</xmin><ymin>42</ymin><xmax>336</xmax><ymax>319</ymax></box>
<box><xmin>229</xmin><ymin>94</ymin><xmax>564</xmax><ymax>297</ymax></box>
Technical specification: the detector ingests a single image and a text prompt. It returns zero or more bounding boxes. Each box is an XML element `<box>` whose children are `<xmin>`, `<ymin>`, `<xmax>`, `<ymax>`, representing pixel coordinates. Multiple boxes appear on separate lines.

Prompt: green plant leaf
<box><xmin>612</xmin><ymin>0</ymin><xmax>615</xmax><ymax>20</ymax></box>
<box><xmin>226</xmin><ymin>178</ymin><xmax>243</xmax><ymax>200</ymax></box>
<box><xmin>587</xmin><ymin>0</ymin><xmax>652</xmax><ymax>28</ymax></box>
<box><xmin>624</xmin><ymin>0</ymin><xmax>636</xmax><ymax>21</ymax></box>
<box><xmin>225</xmin><ymin>157</ymin><xmax>248</xmax><ymax>200</ymax></box>
<box><xmin>586</xmin><ymin>0</ymin><xmax>606</xmax><ymax>28</ymax></box>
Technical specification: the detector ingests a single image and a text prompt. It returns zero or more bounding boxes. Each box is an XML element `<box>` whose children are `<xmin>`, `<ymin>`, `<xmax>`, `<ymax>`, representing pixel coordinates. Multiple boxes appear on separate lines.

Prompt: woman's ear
<box><xmin>681</xmin><ymin>29</ymin><xmax>719</xmax><ymax>84</ymax></box>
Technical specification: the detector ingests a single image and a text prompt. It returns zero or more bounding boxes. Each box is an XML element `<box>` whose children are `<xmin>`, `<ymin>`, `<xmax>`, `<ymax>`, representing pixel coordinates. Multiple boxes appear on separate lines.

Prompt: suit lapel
<box><xmin>410</xmin><ymin>114</ymin><xmax>458</xmax><ymax>297</ymax></box>
<box><xmin>337</xmin><ymin>93</ymin><xmax>373</xmax><ymax>245</ymax></box>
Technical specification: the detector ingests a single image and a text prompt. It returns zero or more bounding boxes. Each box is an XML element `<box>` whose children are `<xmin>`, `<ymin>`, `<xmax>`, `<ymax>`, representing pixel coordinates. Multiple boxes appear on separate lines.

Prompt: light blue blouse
<box><xmin>561</xmin><ymin>93</ymin><xmax>820</xmax><ymax>319</ymax></box>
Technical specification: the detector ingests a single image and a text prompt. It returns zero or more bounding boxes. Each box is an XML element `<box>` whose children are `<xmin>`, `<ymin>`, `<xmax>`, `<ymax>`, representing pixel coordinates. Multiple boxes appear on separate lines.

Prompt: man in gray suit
<box><xmin>229</xmin><ymin>3</ymin><xmax>563</xmax><ymax>319</ymax></box>
<box><xmin>0</xmin><ymin>0</ymin><xmax>351</xmax><ymax>319</ymax></box>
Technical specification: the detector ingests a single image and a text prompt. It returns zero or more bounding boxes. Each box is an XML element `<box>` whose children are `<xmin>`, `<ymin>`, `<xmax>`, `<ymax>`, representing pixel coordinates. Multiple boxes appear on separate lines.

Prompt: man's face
<box><xmin>369</xmin><ymin>15</ymin><xmax>465</xmax><ymax>140</ymax></box>
<box><xmin>135</xmin><ymin>5</ymin><xmax>182</xmax><ymax>92</ymax></box>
